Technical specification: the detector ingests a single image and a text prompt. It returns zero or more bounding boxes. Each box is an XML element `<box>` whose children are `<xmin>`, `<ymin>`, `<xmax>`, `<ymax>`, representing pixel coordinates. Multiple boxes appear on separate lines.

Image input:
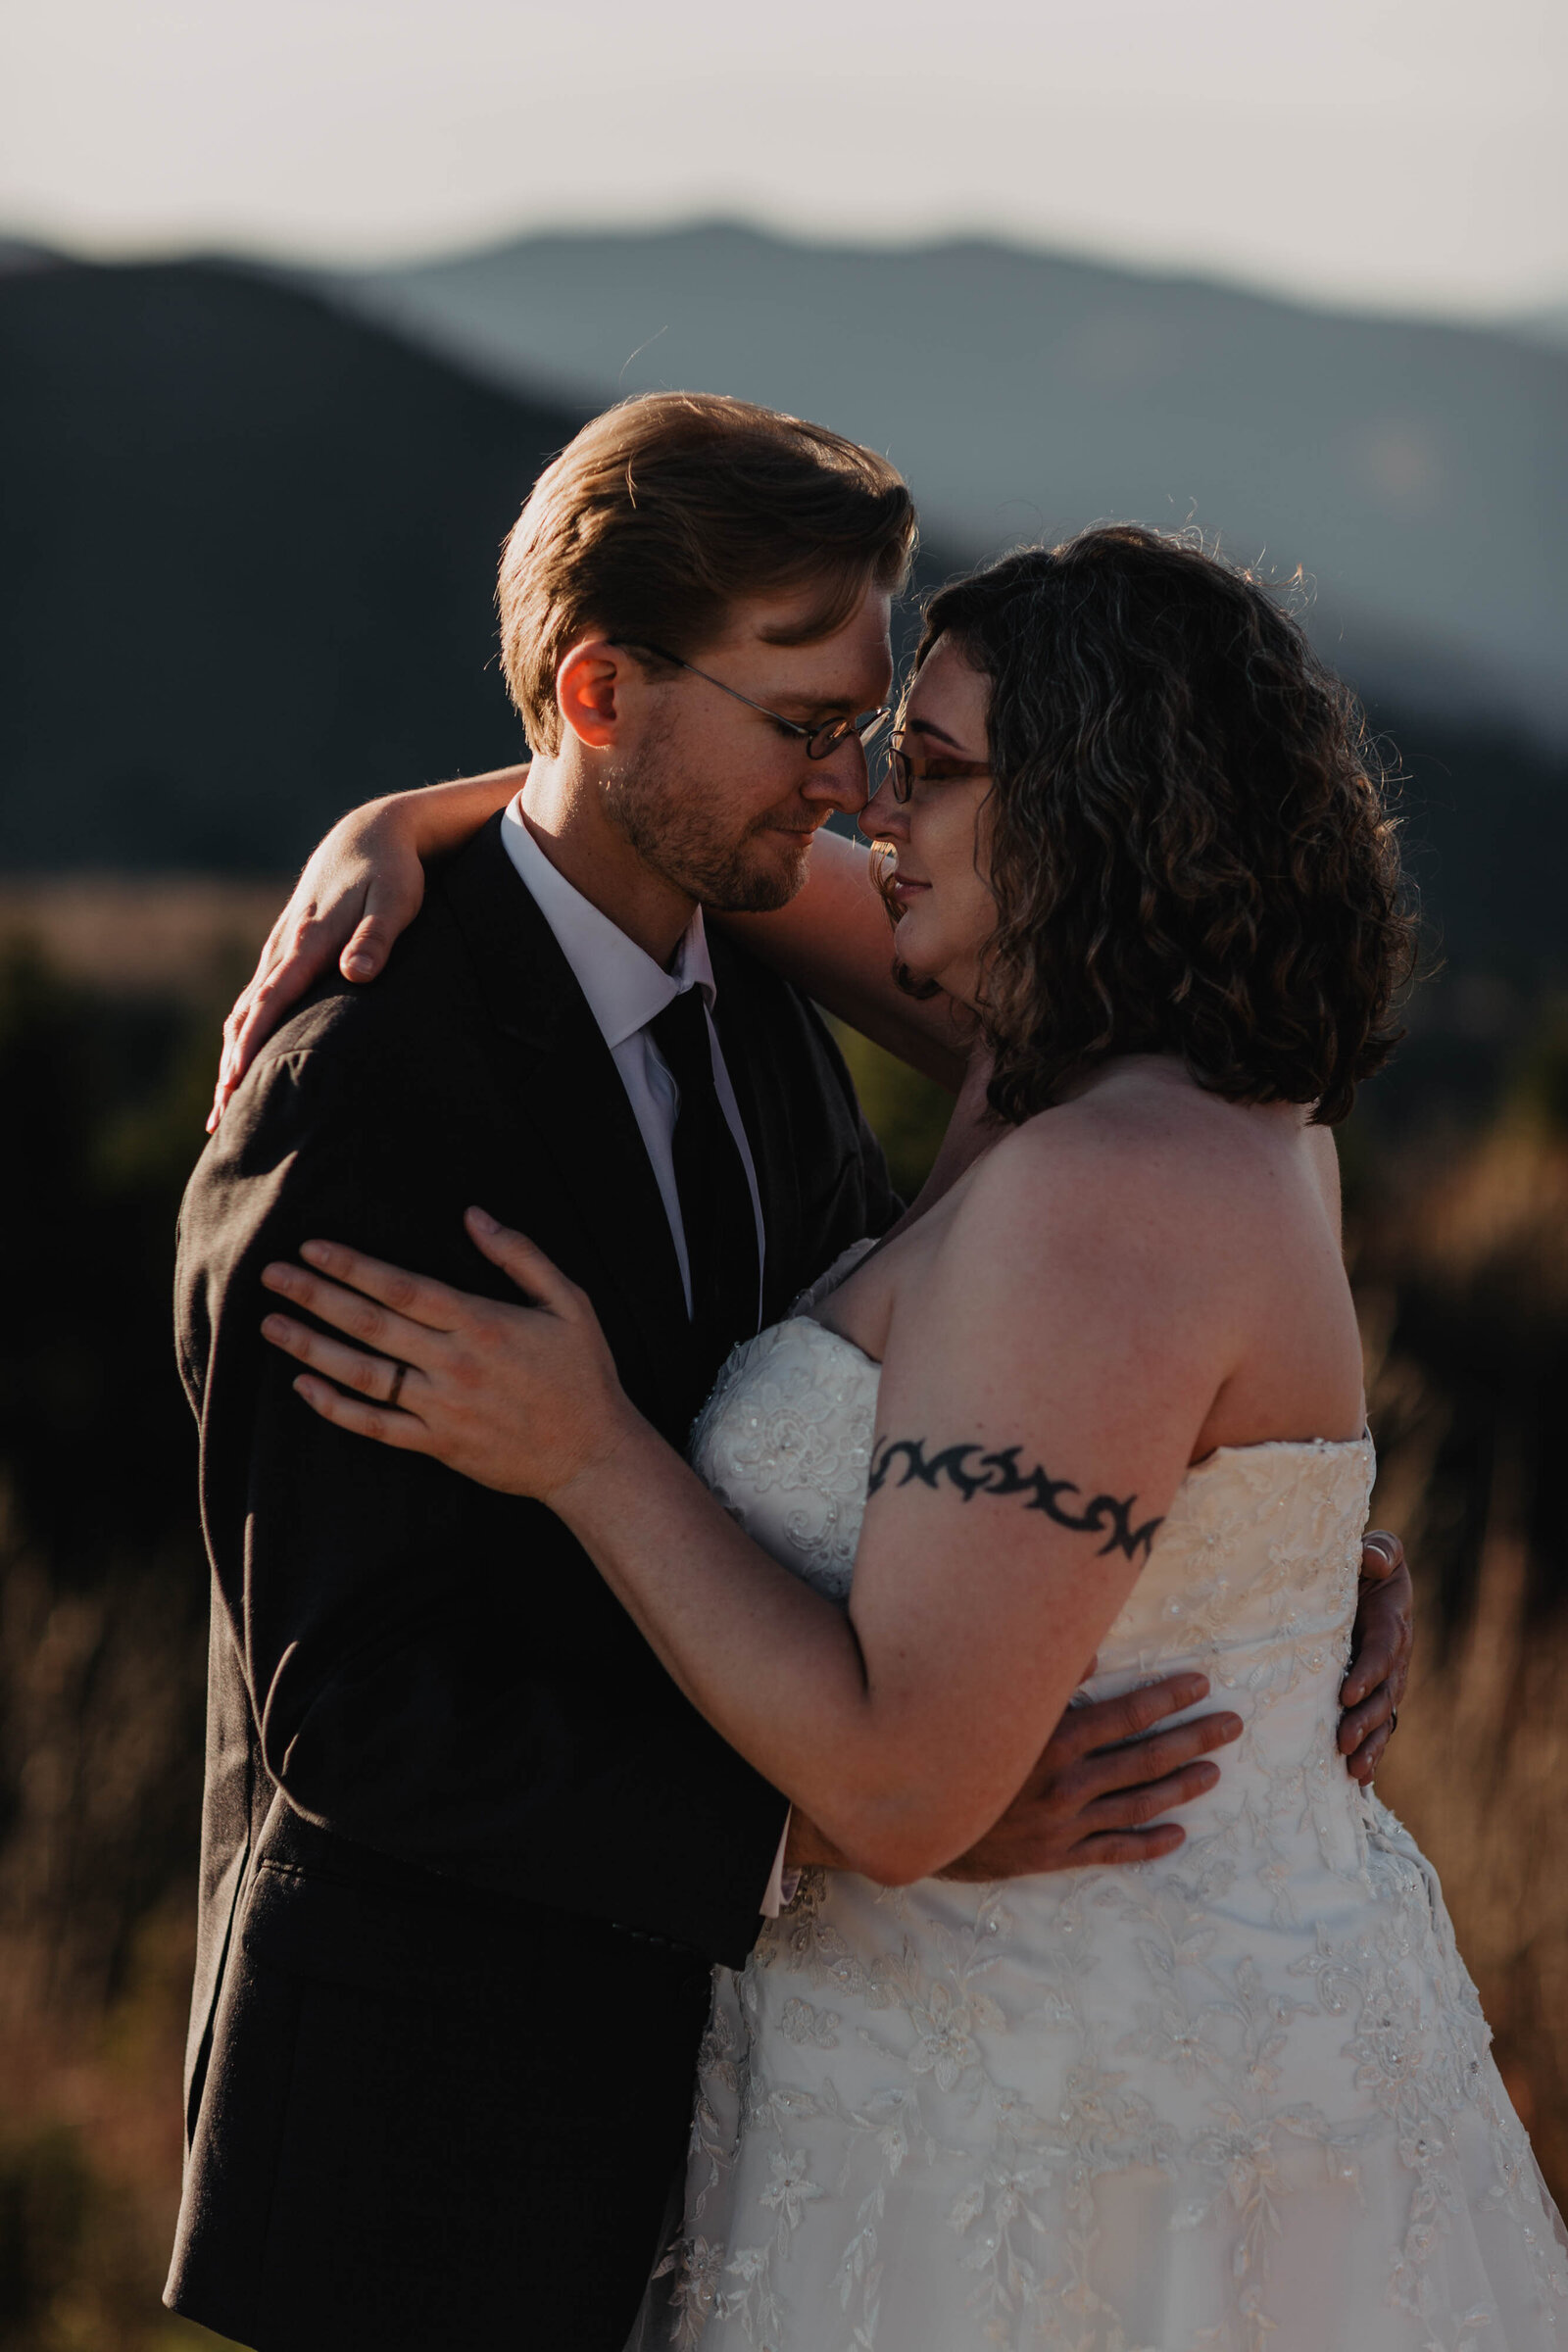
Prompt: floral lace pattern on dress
<box><xmin>688</xmin><ymin>1293</ymin><xmax>878</xmax><ymax>1604</ymax></box>
<box><xmin>629</xmin><ymin>1311</ymin><xmax>1568</xmax><ymax>2352</ymax></box>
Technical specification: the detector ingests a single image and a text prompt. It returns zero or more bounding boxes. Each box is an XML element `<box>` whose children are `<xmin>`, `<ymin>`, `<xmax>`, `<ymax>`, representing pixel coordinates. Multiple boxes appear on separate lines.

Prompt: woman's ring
<box><xmin>387</xmin><ymin>1361</ymin><xmax>409</xmax><ymax>1410</ymax></box>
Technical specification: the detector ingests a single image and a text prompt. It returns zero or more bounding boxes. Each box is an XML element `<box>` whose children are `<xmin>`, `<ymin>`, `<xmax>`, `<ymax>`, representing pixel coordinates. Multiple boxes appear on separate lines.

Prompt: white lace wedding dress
<box><xmin>630</xmin><ymin>1247</ymin><xmax>1568</xmax><ymax>2351</ymax></box>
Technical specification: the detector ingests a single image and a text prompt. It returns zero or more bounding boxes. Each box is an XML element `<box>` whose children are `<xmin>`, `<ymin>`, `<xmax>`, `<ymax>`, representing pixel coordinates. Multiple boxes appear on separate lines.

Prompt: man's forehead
<box><xmin>719</xmin><ymin>581</ymin><xmax>889</xmax><ymax>646</ymax></box>
<box><xmin>712</xmin><ymin>584</ymin><xmax>894</xmax><ymax>699</ymax></box>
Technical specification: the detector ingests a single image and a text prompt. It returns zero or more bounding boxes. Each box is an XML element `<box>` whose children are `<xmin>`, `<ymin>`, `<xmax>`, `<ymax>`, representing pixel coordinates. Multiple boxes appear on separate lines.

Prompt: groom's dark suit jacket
<box><xmin>166</xmin><ymin>816</ymin><xmax>898</xmax><ymax>2351</ymax></box>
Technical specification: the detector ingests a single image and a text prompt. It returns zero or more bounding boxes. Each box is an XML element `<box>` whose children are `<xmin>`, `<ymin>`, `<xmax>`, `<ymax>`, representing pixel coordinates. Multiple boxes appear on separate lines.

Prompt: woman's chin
<box><xmin>890</xmin><ymin>918</ymin><xmax>945</xmax><ymax>990</ymax></box>
<box><xmin>896</xmin><ymin>931</ymin><xmax>980</xmax><ymax>1009</ymax></box>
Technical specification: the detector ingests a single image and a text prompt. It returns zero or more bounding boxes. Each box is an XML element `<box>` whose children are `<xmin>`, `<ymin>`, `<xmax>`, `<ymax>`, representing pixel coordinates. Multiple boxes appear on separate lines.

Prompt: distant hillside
<box><xmin>316</xmin><ymin>223</ymin><xmax>1568</xmax><ymax>744</ymax></box>
<box><xmin>0</xmin><ymin>258</ymin><xmax>579</xmax><ymax>869</ymax></box>
<box><xmin>1520</xmin><ymin>301</ymin><xmax>1568</xmax><ymax>353</ymax></box>
<box><xmin>0</xmin><ymin>255</ymin><xmax>984</xmax><ymax>874</ymax></box>
<box><xmin>0</xmin><ymin>252</ymin><xmax>1562</xmax><ymax>1071</ymax></box>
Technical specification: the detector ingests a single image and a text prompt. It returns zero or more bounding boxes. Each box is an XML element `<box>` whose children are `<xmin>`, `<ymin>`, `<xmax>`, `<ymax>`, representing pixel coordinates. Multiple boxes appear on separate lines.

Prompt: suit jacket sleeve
<box><xmin>177</xmin><ymin>1034</ymin><xmax>789</xmax><ymax>1965</ymax></box>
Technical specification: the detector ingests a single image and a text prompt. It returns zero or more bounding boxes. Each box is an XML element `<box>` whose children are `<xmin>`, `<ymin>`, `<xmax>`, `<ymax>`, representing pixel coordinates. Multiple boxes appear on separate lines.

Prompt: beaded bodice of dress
<box><xmin>660</xmin><ymin>1250</ymin><xmax>1568</xmax><ymax>2351</ymax></box>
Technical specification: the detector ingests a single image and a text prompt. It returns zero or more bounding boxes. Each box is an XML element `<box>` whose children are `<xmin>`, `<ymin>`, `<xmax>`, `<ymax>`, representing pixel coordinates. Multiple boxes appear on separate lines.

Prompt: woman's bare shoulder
<box><xmin>945</xmin><ymin>1067</ymin><xmax>1310</xmax><ymax>1291</ymax></box>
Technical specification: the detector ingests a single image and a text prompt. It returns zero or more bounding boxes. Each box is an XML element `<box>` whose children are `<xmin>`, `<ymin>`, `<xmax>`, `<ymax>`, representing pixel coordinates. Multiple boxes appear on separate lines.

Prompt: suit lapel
<box><xmin>439</xmin><ymin>819</ymin><xmax>695</xmax><ymax>1416</ymax></box>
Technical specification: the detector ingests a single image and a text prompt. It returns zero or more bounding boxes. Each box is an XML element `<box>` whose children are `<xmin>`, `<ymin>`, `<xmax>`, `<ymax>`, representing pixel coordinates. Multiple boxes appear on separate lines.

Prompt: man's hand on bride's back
<box><xmin>932</xmin><ymin>1675</ymin><xmax>1242</xmax><ymax>1876</ymax></box>
<box><xmin>1339</xmin><ymin>1529</ymin><xmax>1413</xmax><ymax>1785</ymax></box>
<box><xmin>793</xmin><ymin>1526</ymin><xmax>1415</xmax><ymax>1880</ymax></box>
<box><xmin>938</xmin><ymin>1524</ymin><xmax>1412</xmax><ymax>1876</ymax></box>
<box><xmin>781</xmin><ymin>1675</ymin><xmax>1239</xmax><ymax>1878</ymax></box>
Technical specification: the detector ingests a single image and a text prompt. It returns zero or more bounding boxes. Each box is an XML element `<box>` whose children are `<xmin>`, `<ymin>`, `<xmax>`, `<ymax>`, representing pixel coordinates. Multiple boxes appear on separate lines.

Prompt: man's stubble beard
<box><xmin>600</xmin><ymin>726</ymin><xmax>815</xmax><ymax>914</ymax></box>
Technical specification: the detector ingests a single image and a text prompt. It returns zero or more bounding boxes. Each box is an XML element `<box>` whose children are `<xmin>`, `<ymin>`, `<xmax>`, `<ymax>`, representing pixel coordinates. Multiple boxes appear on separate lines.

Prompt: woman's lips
<box><xmin>890</xmin><ymin>875</ymin><xmax>931</xmax><ymax>906</ymax></box>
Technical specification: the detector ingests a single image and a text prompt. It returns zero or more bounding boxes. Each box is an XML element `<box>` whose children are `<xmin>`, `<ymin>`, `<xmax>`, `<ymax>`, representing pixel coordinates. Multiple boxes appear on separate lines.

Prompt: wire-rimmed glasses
<box><xmin>880</xmin><ymin>729</ymin><xmax>994</xmax><ymax>805</ymax></box>
<box><xmin>616</xmin><ymin>640</ymin><xmax>893</xmax><ymax>765</ymax></box>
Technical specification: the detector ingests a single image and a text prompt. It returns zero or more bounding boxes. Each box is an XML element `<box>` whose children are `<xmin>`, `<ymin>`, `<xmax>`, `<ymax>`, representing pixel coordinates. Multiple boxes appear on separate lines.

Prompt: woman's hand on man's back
<box><xmin>208</xmin><ymin>766</ymin><xmax>528</xmax><ymax>1130</ymax></box>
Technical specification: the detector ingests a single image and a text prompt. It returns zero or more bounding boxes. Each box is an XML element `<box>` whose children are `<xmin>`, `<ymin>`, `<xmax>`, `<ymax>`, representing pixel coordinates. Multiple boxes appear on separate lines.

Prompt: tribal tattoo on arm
<box><xmin>867</xmin><ymin>1436</ymin><xmax>1164</xmax><ymax>1566</ymax></box>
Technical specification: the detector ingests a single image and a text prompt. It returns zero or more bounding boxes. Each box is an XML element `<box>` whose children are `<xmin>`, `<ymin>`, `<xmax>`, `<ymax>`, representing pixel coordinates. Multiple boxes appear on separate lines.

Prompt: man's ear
<box><xmin>557</xmin><ymin>640</ymin><xmax>629</xmax><ymax>752</ymax></box>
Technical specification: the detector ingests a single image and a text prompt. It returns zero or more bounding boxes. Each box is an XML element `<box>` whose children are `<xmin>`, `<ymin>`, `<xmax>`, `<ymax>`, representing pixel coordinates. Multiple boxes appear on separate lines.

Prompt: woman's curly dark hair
<box><xmin>900</xmin><ymin>525</ymin><xmax>1416</xmax><ymax>1127</ymax></box>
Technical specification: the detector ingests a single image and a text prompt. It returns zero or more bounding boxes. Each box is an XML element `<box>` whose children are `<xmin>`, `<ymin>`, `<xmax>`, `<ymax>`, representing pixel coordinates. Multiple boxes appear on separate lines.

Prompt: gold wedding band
<box><xmin>387</xmin><ymin>1361</ymin><xmax>408</xmax><ymax>1410</ymax></box>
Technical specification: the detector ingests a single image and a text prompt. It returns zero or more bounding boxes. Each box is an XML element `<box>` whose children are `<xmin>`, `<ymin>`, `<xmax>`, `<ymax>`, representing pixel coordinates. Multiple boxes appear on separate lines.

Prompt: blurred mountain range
<box><xmin>1</xmin><ymin>252</ymin><xmax>563</xmax><ymax>868</ymax></box>
<box><xmin>0</xmin><ymin>236</ymin><xmax>1563</xmax><ymax>1057</ymax></box>
<box><xmin>1519</xmin><ymin>301</ymin><xmax>1568</xmax><ymax>353</ymax></box>
<box><xmin>316</xmin><ymin>223</ymin><xmax>1568</xmax><ymax>746</ymax></box>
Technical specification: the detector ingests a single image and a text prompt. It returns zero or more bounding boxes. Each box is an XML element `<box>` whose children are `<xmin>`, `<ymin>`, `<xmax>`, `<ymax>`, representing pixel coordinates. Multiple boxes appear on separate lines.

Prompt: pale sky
<box><xmin>2</xmin><ymin>0</ymin><xmax>1564</xmax><ymax>319</ymax></box>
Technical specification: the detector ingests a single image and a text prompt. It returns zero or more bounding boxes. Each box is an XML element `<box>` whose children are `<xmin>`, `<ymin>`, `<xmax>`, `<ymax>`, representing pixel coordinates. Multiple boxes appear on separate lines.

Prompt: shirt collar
<box><xmin>500</xmin><ymin>795</ymin><xmax>715</xmax><ymax>1051</ymax></box>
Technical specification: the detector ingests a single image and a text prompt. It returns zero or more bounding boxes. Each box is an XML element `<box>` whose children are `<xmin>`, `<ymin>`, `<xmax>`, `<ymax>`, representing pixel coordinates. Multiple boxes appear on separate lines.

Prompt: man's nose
<box><xmin>799</xmin><ymin>743</ymin><xmax>874</xmax><ymax>819</ymax></box>
<box><xmin>857</xmin><ymin>770</ymin><xmax>906</xmax><ymax>843</ymax></box>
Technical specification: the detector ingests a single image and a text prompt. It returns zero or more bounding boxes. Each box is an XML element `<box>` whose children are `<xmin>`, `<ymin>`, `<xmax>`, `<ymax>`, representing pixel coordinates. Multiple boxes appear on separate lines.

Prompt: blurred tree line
<box><xmin>0</xmin><ymin>920</ymin><xmax>1565</xmax><ymax>2348</ymax></box>
<box><xmin>0</xmin><ymin>942</ymin><xmax>220</xmax><ymax>2352</ymax></box>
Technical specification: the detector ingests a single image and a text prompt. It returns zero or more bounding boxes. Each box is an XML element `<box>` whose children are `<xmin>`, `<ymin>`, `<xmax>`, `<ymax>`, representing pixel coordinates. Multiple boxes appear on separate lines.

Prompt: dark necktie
<box><xmin>648</xmin><ymin>989</ymin><xmax>761</xmax><ymax>1365</ymax></box>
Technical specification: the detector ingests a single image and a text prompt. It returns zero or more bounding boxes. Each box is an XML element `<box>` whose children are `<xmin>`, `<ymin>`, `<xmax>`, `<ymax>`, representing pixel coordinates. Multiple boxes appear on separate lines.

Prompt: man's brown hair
<box><xmin>497</xmin><ymin>393</ymin><xmax>917</xmax><ymax>753</ymax></box>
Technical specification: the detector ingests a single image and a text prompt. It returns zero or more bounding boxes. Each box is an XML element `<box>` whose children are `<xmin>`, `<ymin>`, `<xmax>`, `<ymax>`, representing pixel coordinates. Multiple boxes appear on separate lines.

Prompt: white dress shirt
<box><xmin>500</xmin><ymin>798</ymin><xmax>793</xmax><ymax>1913</ymax></box>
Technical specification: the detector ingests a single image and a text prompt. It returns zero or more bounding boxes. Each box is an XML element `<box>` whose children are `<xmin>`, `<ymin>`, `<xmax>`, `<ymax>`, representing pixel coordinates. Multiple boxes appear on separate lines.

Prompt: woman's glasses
<box><xmin>880</xmin><ymin>731</ymin><xmax>994</xmax><ymax>805</ymax></box>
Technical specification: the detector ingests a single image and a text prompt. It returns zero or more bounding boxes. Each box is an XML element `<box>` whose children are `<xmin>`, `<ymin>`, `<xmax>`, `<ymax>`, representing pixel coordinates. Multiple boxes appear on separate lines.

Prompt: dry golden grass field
<box><xmin>0</xmin><ymin>880</ymin><xmax>1563</xmax><ymax>2350</ymax></box>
